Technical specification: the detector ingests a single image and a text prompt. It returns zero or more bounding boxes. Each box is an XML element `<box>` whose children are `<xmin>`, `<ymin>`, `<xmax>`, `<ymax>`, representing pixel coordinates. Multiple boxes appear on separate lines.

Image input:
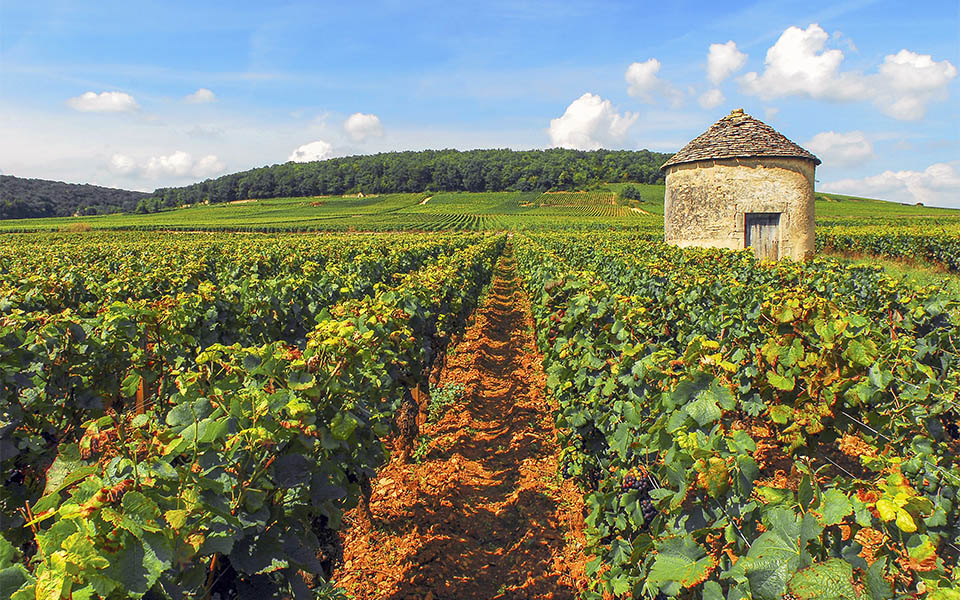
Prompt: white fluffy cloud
<box><xmin>108</xmin><ymin>154</ymin><xmax>138</xmax><ymax>175</ymax></box>
<box><xmin>625</xmin><ymin>59</ymin><xmax>683</xmax><ymax>105</ymax></box>
<box><xmin>822</xmin><ymin>162</ymin><xmax>960</xmax><ymax>206</ymax></box>
<box><xmin>145</xmin><ymin>151</ymin><xmax>194</xmax><ymax>177</ymax></box>
<box><xmin>192</xmin><ymin>155</ymin><xmax>227</xmax><ymax>178</ymax></box>
<box><xmin>804</xmin><ymin>131</ymin><xmax>874</xmax><ymax>166</ymax></box>
<box><xmin>739</xmin><ymin>24</ymin><xmax>956</xmax><ymax>120</ymax></box>
<box><xmin>109</xmin><ymin>151</ymin><xmax>225</xmax><ymax>179</ymax></box>
<box><xmin>288</xmin><ymin>140</ymin><xmax>334</xmax><ymax>162</ymax></box>
<box><xmin>874</xmin><ymin>50</ymin><xmax>958</xmax><ymax>120</ymax></box>
<box><xmin>67</xmin><ymin>91</ymin><xmax>139</xmax><ymax>112</ymax></box>
<box><xmin>698</xmin><ymin>89</ymin><xmax>725</xmax><ymax>109</ymax></box>
<box><xmin>344</xmin><ymin>112</ymin><xmax>384</xmax><ymax>141</ymax></box>
<box><xmin>548</xmin><ymin>93</ymin><xmax>638</xmax><ymax>150</ymax></box>
<box><xmin>185</xmin><ymin>88</ymin><xmax>216</xmax><ymax>103</ymax></box>
<box><xmin>739</xmin><ymin>24</ymin><xmax>865</xmax><ymax>101</ymax></box>
<box><xmin>707</xmin><ymin>41</ymin><xmax>747</xmax><ymax>85</ymax></box>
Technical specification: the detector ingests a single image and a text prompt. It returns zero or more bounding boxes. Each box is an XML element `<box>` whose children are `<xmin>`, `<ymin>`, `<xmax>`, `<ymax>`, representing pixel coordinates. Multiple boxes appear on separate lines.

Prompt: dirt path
<box><xmin>335</xmin><ymin>247</ymin><xmax>588</xmax><ymax>599</ymax></box>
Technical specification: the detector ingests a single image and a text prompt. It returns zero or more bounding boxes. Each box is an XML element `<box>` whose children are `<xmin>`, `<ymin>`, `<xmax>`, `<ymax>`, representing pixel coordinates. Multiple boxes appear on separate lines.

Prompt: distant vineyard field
<box><xmin>2</xmin><ymin>188</ymin><xmax>953</xmax><ymax>234</ymax></box>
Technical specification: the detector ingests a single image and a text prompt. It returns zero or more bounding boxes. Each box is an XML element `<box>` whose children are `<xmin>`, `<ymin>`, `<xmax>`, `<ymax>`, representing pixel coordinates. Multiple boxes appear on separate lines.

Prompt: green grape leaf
<box><xmin>677</xmin><ymin>374</ymin><xmax>732</xmax><ymax>427</ymax></box>
<box><xmin>767</xmin><ymin>371</ymin><xmax>796</xmax><ymax>391</ymax></box>
<box><xmin>122</xmin><ymin>372</ymin><xmax>142</xmax><ymax>398</ymax></box>
<box><xmin>330</xmin><ymin>411</ymin><xmax>360</xmax><ymax>441</ymax></box>
<box><xmin>864</xmin><ymin>559</ymin><xmax>893</xmax><ymax>600</ymax></box>
<box><xmin>647</xmin><ymin>536</ymin><xmax>714</xmax><ymax>590</ymax></box>
<box><xmin>819</xmin><ymin>489</ymin><xmax>853</xmax><ymax>526</ymax></box>
<box><xmin>0</xmin><ymin>535</ymin><xmax>15</xmax><ymax>570</ymax></box>
<box><xmin>737</xmin><ymin>508</ymin><xmax>821</xmax><ymax>600</ymax></box>
<box><xmin>0</xmin><ymin>565</ymin><xmax>33</xmax><ymax>599</ymax></box>
<box><xmin>287</xmin><ymin>370</ymin><xmax>315</xmax><ymax>391</ymax></box>
<box><xmin>788</xmin><ymin>559</ymin><xmax>860</xmax><ymax>600</ymax></box>
<box><xmin>41</xmin><ymin>444</ymin><xmax>92</xmax><ymax>496</ymax></box>
<box><xmin>703</xmin><ymin>581</ymin><xmax>724</xmax><ymax>600</ymax></box>
<box><xmin>843</xmin><ymin>340</ymin><xmax>877</xmax><ymax>367</ymax></box>
<box><xmin>768</xmin><ymin>405</ymin><xmax>792</xmax><ymax>424</ymax></box>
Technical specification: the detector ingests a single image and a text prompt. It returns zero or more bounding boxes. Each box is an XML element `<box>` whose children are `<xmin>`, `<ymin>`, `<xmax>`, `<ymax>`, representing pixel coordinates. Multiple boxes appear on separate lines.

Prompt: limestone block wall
<box><xmin>663</xmin><ymin>157</ymin><xmax>816</xmax><ymax>261</ymax></box>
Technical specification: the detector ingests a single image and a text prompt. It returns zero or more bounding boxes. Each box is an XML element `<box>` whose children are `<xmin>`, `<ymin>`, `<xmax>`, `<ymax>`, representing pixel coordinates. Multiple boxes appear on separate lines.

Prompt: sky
<box><xmin>1</xmin><ymin>0</ymin><xmax>958</xmax><ymax>206</ymax></box>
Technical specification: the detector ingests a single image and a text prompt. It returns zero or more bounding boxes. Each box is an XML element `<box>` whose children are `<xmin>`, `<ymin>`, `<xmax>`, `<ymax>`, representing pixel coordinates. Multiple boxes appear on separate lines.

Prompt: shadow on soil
<box><xmin>337</xmin><ymin>248</ymin><xmax>584</xmax><ymax>600</ymax></box>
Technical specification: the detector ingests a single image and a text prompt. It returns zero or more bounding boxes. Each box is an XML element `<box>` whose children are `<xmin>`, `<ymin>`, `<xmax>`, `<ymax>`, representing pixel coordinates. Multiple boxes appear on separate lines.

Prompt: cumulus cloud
<box><xmin>144</xmin><ymin>151</ymin><xmax>194</xmax><ymax>178</ymax></box>
<box><xmin>874</xmin><ymin>50</ymin><xmax>958</xmax><ymax>120</ymax></box>
<box><xmin>804</xmin><ymin>131</ymin><xmax>874</xmax><ymax>166</ymax></box>
<box><xmin>288</xmin><ymin>140</ymin><xmax>334</xmax><ymax>162</ymax></box>
<box><xmin>185</xmin><ymin>88</ymin><xmax>216</xmax><ymax>103</ymax></box>
<box><xmin>548</xmin><ymin>93</ymin><xmax>638</xmax><ymax>150</ymax></box>
<box><xmin>344</xmin><ymin>112</ymin><xmax>384</xmax><ymax>141</ymax></box>
<box><xmin>739</xmin><ymin>24</ymin><xmax>865</xmax><ymax>101</ymax></box>
<box><xmin>67</xmin><ymin>91</ymin><xmax>139</xmax><ymax>112</ymax></box>
<box><xmin>698</xmin><ymin>89</ymin><xmax>725</xmax><ymax>109</ymax></box>
<box><xmin>109</xmin><ymin>154</ymin><xmax>138</xmax><ymax>175</ymax></box>
<box><xmin>625</xmin><ymin>59</ymin><xmax>683</xmax><ymax>105</ymax></box>
<box><xmin>192</xmin><ymin>155</ymin><xmax>227</xmax><ymax>178</ymax></box>
<box><xmin>822</xmin><ymin>162</ymin><xmax>960</xmax><ymax>206</ymax></box>
<box><xmin>109</xmin><ymin>151</ymin><xmax>225</xmax><ymax>179</ymax></box>
<box><xmin>707</xmin><ymin>41</ymin><xmax>747</xmax><ymax>85</ymax></box>
<box><xmin>739</xmin><ymin>24</ymin><xmax>956</xmax><ymax>120</ymax></box>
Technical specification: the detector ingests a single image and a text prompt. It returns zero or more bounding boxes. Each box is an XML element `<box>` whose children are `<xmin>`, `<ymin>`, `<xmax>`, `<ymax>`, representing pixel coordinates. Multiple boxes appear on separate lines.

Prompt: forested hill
<box><xmin>0</xmin><ymin>175</ymin><xmax>149</xmax><ymax>219</ymax></box>
<box><xmin>141</xmin><ymin>148</ymin><xmax>673</xmax><ymax>212</ymax></box>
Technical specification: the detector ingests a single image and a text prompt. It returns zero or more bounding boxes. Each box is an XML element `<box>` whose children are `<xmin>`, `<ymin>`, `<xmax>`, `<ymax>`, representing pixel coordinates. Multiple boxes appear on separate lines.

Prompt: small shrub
<box><xmin>61</xmin><ymin>222</ymin><xmax>92</xmax><ymax>232</ymax></box>
<box><xmin>619</xmin><ymin>185</ymin><xmax>643</xmax><ymax>201</ymax></box>
<box><xmin>427</xmin><ymin>382</ymin><xmax>466</xmax><ymax>423</ymax></box>
<box><xmin>413</xmin><ymin>435</ymin><xmax>432</xmax><ymax>463</ymax></box>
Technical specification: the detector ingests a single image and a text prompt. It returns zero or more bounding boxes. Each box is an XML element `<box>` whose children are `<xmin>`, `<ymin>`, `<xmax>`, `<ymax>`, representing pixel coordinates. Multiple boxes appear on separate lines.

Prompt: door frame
<box><xmin>743</xmin><ymin>212</ymin><xmax>782</xmax><ymax>259</ymax></box>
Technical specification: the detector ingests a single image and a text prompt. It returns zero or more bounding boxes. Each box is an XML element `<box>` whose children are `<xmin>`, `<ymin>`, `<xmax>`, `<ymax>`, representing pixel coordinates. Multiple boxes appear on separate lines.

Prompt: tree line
<box><xmin>138</xmin><ymin>148</ymin><xmax>672</xmax><ymax>212</ymax></box>
<box><xmin>0</xmin><ymin>176</ymin><xmax>149</xmax><ymax>220</ymax></box>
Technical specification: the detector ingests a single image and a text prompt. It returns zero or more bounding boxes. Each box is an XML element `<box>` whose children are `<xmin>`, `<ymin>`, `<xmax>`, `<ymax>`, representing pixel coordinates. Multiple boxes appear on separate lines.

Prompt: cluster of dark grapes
<box><xmin>5</xmin><ymin>468</ymin><xmax>25</xmax><ymax>486</ymax></box>
<box><xmin>621</xmin><ymin>473</ymin><xmax>658</xmax><ymax>526</ymax></box>
<box><xmin>943</xmin><ymin>411</ymin><xmax>959</xmax><ymax>441</ymax></box>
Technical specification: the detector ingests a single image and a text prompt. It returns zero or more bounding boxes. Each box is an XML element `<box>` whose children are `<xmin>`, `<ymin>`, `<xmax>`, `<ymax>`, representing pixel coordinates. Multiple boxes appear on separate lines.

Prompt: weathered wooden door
<box><xmin>744</xmin><ymin>213</ymin><xmax>780</xmax><ymax>260</ymax></box>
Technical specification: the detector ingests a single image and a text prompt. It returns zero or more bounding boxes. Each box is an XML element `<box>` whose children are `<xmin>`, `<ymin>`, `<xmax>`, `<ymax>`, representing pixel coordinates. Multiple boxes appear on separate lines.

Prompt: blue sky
<box><xmin>1</xmin><ymin>0</ymin><xmax>958</xmax><ymax>205</ymax></box>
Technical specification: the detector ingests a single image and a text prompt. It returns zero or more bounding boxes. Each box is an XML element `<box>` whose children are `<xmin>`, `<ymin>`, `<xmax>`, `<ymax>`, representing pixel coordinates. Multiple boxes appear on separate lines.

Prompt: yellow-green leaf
<box><xmin>895</xmin><ymin>509</ymin><xmax>916</xmax><ymax>533</ymax></box>
<box><xmin>164</xmin><ymin>509</ymin><xmax>188</xmax><ymax>529</ymax></box>
<box><xmin>875</xmin><ymin>498</ymin><xmax>897</xmax><ymax>521</ymax></box>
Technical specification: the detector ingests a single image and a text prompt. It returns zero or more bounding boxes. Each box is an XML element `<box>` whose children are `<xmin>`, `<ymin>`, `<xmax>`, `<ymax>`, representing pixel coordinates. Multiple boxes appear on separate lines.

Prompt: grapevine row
<box><xmin>517</xmin><ymin>231</ymin><xmax>959</xmax><ymax>599</ymax></box>
<box><xmin>1</xmin><ymin>233</ymin><xmax>505</xmax><ymax>598</ymax></box>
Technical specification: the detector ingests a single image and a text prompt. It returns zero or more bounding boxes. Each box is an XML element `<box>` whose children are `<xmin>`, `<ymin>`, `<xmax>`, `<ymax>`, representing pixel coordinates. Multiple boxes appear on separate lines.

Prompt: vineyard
<box><xmin>516</xmin><ymin>232</ymin><xmax>960</xmax><ymax>598</ymax></box>
<box><xmin>2</xmin><ymin>215</ymin><xmax>960</xmax><ymax>598</ymax></box>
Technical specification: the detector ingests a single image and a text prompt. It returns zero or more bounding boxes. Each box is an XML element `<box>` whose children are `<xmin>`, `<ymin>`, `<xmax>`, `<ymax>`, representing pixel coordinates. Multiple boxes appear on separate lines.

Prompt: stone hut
<box><xmin>661</xmin><ymin>109</ymin><xmax>820</xmax><ymax>261</ymax></box>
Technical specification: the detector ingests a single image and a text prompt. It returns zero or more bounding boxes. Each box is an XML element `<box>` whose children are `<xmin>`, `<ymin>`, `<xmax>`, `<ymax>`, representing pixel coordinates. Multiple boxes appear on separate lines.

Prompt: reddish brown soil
<box><xmin>335</xmin><ymin>249</ymin><xmax>588</xmax><ymax>599</ymax></box>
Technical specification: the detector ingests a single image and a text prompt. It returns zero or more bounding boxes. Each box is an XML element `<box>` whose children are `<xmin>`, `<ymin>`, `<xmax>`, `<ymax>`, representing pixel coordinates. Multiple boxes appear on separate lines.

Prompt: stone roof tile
<box><xmin>661</xmin><ymin>109</ymin><xmax>821</xmax><ymax>169</ymax></box>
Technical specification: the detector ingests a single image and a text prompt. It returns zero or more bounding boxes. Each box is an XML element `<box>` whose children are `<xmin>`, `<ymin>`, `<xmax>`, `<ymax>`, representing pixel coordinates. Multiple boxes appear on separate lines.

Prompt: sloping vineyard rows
<box><xmin>516</xmin><ymin>232</ymin><xmax>960</xmax><ymax>599</ymax></box>
<box><xmin>534</xmin><ymin>191</ymin><xmax>617</xmax><ymax>207</ymax></box>
<box><xmin>817</xmin><ymin>227</ymin><xmax>960</xmax><ymax>273</ymax></box>
<box><xmin>0</xmin><ymin>233</ymin><xmax>505</xmax><ymax>598</ymax></box>
<box><xmin>527</xmin><ymin>205</ymin><xmax>642</xmax><ymax>218</ymax></box>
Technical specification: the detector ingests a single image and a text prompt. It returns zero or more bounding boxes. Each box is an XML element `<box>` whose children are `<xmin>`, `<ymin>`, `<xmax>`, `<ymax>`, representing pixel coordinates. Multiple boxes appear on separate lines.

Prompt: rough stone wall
<box><xmin>663</xmin><ymin>157</ymin><xmax>815</xmax><ymax>261</ymax></box>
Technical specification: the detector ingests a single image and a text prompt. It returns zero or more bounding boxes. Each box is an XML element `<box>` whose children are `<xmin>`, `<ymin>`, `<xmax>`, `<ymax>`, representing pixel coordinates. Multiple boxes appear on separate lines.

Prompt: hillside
<box><xmin>2</xmin><ymin>187</ymin><xmax>956</xmax><ymax>233</ymax></box>
<box><xmin>139</xmin><ymin>148</ymin><xmax>673</xmax><ymax>212</ymax></box>
<box><xmin>0</xmin><ymin>175</ymin><xmax>149</xmax><ymax>219</ymax></box>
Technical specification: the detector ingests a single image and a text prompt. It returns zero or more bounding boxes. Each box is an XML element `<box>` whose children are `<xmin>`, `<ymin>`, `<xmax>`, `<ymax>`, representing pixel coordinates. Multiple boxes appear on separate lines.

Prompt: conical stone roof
<box><xmin>661</xmin><ymin>109</ymin><xmax>820</xmax><ymax>169</ymax></box>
